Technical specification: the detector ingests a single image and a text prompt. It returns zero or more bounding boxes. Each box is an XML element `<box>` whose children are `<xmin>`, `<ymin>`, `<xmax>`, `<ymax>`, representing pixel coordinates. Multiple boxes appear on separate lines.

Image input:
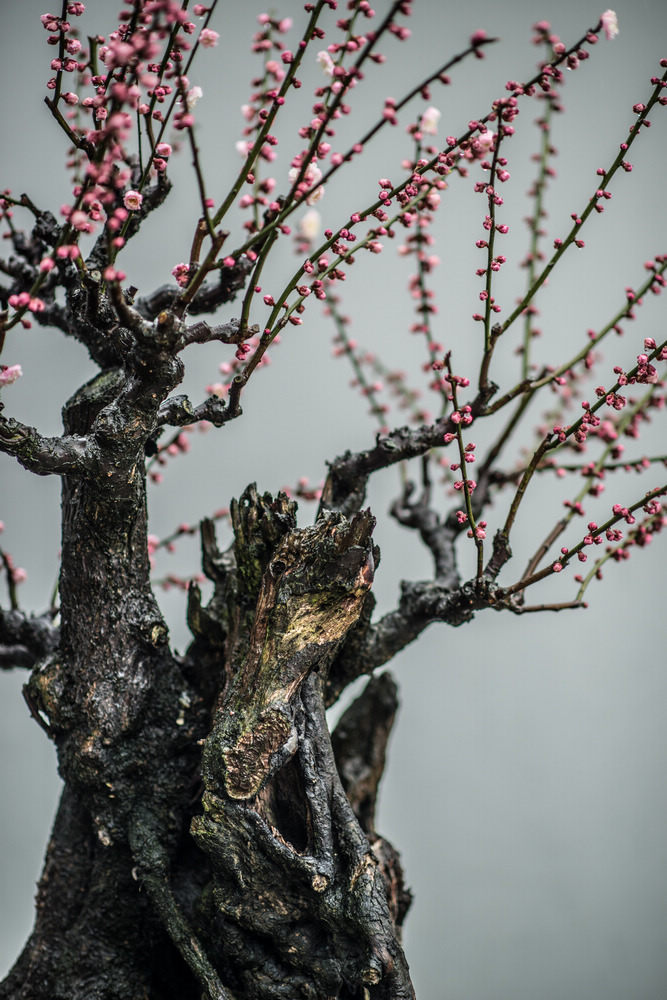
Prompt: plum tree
<box><xmin>0</xmin><ymin>3</ymin><xmax>665</xmax><ymax>998</ymax></box>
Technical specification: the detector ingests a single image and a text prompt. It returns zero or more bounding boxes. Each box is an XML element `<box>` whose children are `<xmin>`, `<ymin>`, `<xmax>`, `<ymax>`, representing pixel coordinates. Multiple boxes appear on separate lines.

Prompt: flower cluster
<box><xmin>36</xmin><ymin>0</ymin><xmax>216</xmax><ymax>266</ymax></box>
<box><xmin>0</xmin><ymin>364</ymin><xmax>23</xmax><ymax>387</ymax></box>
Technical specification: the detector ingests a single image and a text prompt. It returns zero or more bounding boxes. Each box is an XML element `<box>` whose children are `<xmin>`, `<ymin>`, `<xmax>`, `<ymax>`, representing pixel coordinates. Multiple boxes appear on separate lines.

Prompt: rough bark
<box><xmin>1</xmin><ymin>470</ymin><xmax>414</xmax><ymax>999</ymax></box>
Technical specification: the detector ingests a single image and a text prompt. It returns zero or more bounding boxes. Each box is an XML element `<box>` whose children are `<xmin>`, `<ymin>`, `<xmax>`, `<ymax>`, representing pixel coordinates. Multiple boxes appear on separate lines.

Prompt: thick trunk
<box><xmin>2</xmin><ymin>469</ymin><xmax>413</xmax><ymax>999</ymax></box>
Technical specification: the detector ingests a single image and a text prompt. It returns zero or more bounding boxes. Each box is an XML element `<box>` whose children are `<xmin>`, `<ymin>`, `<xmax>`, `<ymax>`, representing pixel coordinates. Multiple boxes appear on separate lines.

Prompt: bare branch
<box><xmin>108</xmin><ymin>280</ymin><xmax>158</xmax><ymax>343</ymax></box>
<box><xmin>61</xmin><ymin>270</ymin><xmax>128</xmax><ymax>367</ymax></box>
<box><xmin>508</xmin><ymin>600</ymin><xmax>586</xmax><ymax>614</ymax></box>
<box><xmin>331</xmin><ymin>672</ymin><xmax>399</xmax><ymax>834</ymax></box>
<box><xmin>327</xmin><ymin>573</ymin><xmax>507</xmax><ymax>701</ymax></box>
<box><xmin>134</xmin><ymin>256</ymin><xmax>254</xmax><ymax>321</ymax></box>
<box><xmin>390</xmin><ymin>460</ymin><xmax>459</xmax><ymax>582</ymax></box>
<box><xmin>157</xmin><ymin>392</ymin><xmax>242</xmax><ymax>429</ymax></box>
<box><xmin>321</xmin><ymin>422</ymin><xmax>451</xmax><ymax>516</ymax></box>
<box><xmin>0</xmin><ymin>607</ymin><xmax>58</xmax><ymax>670</ymax></box>
<box><xmin>322</xmin><ymin>377</ymin><xmax>498</xmax><ymax>516</ymax></box>
<box><xmin>0</xmin><ymin>412</ymin><xmax>88</xmax><ymax>476</ymax></box>
<box><xmin>177</xmin><ymin>318</ymin><xmax>253</xmax><ymax>352</ymax></box>
<box><xmin>0</xmin><ymin>645</ymin><xmax>35</xmax><ymax>669</ymax></box>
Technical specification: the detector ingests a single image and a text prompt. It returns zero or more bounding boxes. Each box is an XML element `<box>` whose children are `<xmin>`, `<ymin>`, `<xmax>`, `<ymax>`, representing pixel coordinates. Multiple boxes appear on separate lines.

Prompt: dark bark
<box><xmin>2</xmin><ymin>462</ymin><xmax>415</xmax><ymax>998</ymax></box>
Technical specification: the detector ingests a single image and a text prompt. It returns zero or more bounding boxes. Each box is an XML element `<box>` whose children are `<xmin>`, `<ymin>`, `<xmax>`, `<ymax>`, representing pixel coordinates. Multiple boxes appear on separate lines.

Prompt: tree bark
<box><xmin>2</xmin><ymin>458</ymin><xmax>413</xmax><ymax>999</ymax></box>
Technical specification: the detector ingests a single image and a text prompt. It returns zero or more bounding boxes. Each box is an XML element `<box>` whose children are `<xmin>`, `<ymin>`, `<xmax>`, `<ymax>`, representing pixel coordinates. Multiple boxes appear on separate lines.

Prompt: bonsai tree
<box><xmin>1</xmin><ymin>2</ymin><xmax>664</xmax><ymax>997</ymax></box>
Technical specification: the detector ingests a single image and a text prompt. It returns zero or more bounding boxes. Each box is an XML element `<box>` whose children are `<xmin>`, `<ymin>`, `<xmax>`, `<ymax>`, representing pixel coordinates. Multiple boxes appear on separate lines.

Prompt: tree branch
<box><xmin>157</xmin><ymin>392</ymin><xmax>242</xmax><ymax>429</ymax></box>
<box><xmin>86</xmin><ymin>176</ymin><xmax>172</xmax><ymax>275</ymax></box>
<box><xmin>135</xmin><ymin>256</ymin><xmax>254</xmax><ymax>321</ymax></box>
<box><xmin>331</xmin><ymin>672</ymin><xmax>398</xmax><ymax>835</ymax></box>
<box><xmin>0</xmin><ymin>412</ymin><xmax>88</xmax><ymax>476</ymax></box>
<box><xmin>327</xmin><ymin>572</ymin><xmax>511</xmax><ymax>702</ymax></box>
<box><xmin>321</xmin><ymin>422</ymin><xmax>450</xmax><ymax>516</ymax></box>
<box><xmin>0</xmin><ymin>607</ymin><xmax>58</xmax><ymax>670</ymax></box>
<box><xmin>321</xmin><ymin>379</ymin><xmax>498</xmax><ymax>516</ymax></box>
<box><xmin>57</xmin><ymin>269</ymin><xmax>127</xmax><ymax>368</ymax></box>
<box><xmin>177</xmin><ymin>318</ymin><xmax>254</xmax><ymax>351</ymax></box>
<box><xmin>389</xmin><ymin>457</ymin><xmax>460</xmax><ymax>582</ymax></box>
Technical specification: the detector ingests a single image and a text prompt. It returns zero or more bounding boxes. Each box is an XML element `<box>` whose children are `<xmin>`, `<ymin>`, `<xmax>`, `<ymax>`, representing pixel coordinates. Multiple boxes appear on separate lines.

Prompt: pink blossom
<box><xmin>105</xmin><ymin>41</ymin><xmax>135</xmax><ymax>68</ymax></box>
<box><xmin>199</xmin><ymin>28</ymin><xmax>219</xmax><ymax>48</ymax></box>
<box><xmin>206</xmin><ymin>383</ymin><xmax>226</xmax><ymax>398</ymax></box>
<box><xmin>155</xmin><ymin>142</ymin><xmax>172</xmax><ymax>157</ymax></box>
<box><xmin>171</xmin><ymin>262</ymin><xmax>190</xmax><ymax>287</ymax></box>
<box><xmin>69</xmin><ymin>210</ymin><xmax>93</xmax><ymax>232</ymax></box>
<box><xmin>103</xmin><ymin>267</ymin><xmax>126</xmax><ymax>282</ymax></box>
<box><xmin>173</xmin><ymin>112</ymin><xmax>194</xmax><ymax>131</ymax></box>
<box><xmin>123</xmin><ymin>190</ymin><xmax>143</xmax><ymax>211</ymax></box>
<box><xmin>0</xmin><ymin>364</ymin><xmax>23</xmax><ymax>386</ymax></box>
<box><xmin>288</xmin><ymin>163</ymin><xmax>324</xmax><ymax>205</ymax></box>
<box><xmin>465</xmin><ymin>130</ymin><xmax>495</xmax><ymax>160</ymax></box>
<box><xmin>600</xmin><ymin>10</ymin><xmax>618</xmax><ymax>40</ymax></box>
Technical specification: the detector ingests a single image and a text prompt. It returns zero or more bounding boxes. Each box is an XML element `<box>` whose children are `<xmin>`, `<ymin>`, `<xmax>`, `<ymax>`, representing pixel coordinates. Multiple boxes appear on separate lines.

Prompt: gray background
<box><xmin>1</xmin><ymin>1</ymin><xmax>667</xmax><ymax>997</ymax></box>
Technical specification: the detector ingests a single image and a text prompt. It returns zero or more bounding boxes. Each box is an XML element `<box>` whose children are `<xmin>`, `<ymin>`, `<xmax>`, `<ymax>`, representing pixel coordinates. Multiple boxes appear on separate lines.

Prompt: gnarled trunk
<box><xmin>2</xmin><ymin>472</ymin><xmax>412</xmax><ymax>1000</ymax></box>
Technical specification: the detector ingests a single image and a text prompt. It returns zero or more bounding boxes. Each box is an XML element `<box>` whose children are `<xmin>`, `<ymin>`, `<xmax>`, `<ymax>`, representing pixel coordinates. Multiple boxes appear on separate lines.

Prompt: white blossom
<box><xmin>298</xmin><ymin>209</ymin><xmax>322</xmax><ymax>241</ymax></box>
<box><xmin>600</xmin><ymin>9</ymin><xmax>619</xmax><ymax>39</ymax></box>
<box><xmin>186</xmin><ymin>85</ymin><xmax>203</xmax><ymax>109</ymax></box>
<box><xmin>317</xmin><ymin>50</ymin><xmax>335</xmax><ymax>77</ymax></box>
<box><xmin>421</xmin><ymin>106</ymin><xmax>441</xmax><ymax>135</ymax></box>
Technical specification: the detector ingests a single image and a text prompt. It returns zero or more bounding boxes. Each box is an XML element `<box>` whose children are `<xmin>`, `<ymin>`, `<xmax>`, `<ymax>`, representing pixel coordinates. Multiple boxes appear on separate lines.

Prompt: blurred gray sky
<box><xmin>1</xmin><ymin>2</ymin><xmax>667</xmax><ymax>997</ymax></box>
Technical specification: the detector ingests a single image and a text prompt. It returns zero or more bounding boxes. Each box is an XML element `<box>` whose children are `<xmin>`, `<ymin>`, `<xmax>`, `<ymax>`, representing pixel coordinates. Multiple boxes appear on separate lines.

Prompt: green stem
<box><xmin>500</xmin><ymin>69</ymin><xmax>667</xmax><ymax>336</ymax></box>
<box><xmin>522</xmin><ymin>87</ymin><xmax>556</xmax><ymax>379</ymax></box>
<box><xmin>503</xmin><ymin>483</ymin><xmax>666</xmax><ymax>597</ymax></box>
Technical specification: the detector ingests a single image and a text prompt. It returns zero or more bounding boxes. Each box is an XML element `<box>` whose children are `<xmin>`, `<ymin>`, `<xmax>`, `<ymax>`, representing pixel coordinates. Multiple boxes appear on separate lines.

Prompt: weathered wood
<box><xmin>191</xmin><ymin>487</ymin><xmax>414</xmax><ymax>998</ymax></box>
